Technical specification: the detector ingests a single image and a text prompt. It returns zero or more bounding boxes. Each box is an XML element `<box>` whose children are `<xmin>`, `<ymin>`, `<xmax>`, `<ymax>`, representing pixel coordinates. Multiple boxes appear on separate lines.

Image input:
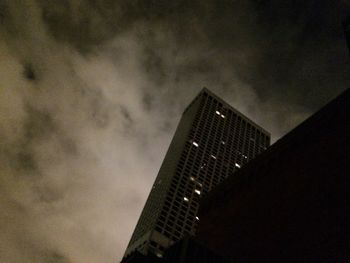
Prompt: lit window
<box><xmin>195</xmin><ymin>216</ymin><xmax>199</xmax><ymax>220</ymax></box>
<box><xmin>190</xmin><ymin>176</ymin><xmax>195</xmax><ymax>181</ymax></box>
<box><xmin>197</xmin><ymin>182</ymin><xmax>203</xmax><ymax>187</ymax></box>
<box><xmin>192</xmin><ymin>142</ymin><xmax>199</xmax><ymax>147</ymax></box>
<box><xmin>211</xmin><ymin>155</ymin><xmax>217</xmax><ymax>159</ymax></box>
<box><xmin>156</xmin><ymin>253</ymin><xmax>163</xmax><ymax>258</ymax></box>
<box><xmin>221</xmin><ymin>114</ymin><xmax>225</xmax><ymax>118</ymax></box>
<box><xmin>194</xmin><ymin>189</ymin><xmax>201</xmax><ymax>195</ymax></box>
<box><xmin>243</xmin><ymin>155</ymin><xmax>248</xmax><ymax>159</ymax></box>
<box><xmin>215</xmin><ymin>110</ymin><xmax>221</xmax><ymax>115</ymax></box>
<box><xmin>221</xmin><ymin>141</ymin><xmax>225</xmax><ymax>145</ymax></box>
<box><xmin>235</xmin><ymin>163</ymin><xmax>241</xmax><ymax>168</ymax></box>
<box><xmin>183</xmin><ymin>197</ymin><xmax>189</xmax><ymax>202</ymax></box>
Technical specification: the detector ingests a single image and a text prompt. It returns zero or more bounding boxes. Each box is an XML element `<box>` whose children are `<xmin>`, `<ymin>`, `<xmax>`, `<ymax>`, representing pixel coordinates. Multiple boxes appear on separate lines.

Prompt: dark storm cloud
<box><xmin>33</xmin><ymin>0</ymin><xmax>350</xmax><ymax>115</ymax></box>
<box><xmin>246</xmin><ymin>1</ymin><xmax>350</xmax><ymax>106</ymax></box>
<box><xmin>39</xmin><ymin>1</ymin><xmax>204</xmax><ymax>51</ymax></box>
<box><xmin>1</xmin><ymin>0</ymin><xmax>350</xmax><ymax>262</ymax></box>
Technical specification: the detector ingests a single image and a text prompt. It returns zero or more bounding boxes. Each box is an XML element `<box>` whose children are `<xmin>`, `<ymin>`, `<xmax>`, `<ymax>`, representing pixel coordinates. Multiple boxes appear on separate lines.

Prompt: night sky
<box><xmin>1</xmin><ymin>1</ymin><xmax>350</xmax><ymax>262</ymax></box>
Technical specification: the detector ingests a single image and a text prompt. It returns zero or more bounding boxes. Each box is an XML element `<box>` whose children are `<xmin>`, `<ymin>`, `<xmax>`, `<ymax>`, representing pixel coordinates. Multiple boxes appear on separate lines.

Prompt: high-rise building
<box><xmin>123</xmin><ymin>88</ymin><xmax>270</xmax><ymax>259</ymax></box>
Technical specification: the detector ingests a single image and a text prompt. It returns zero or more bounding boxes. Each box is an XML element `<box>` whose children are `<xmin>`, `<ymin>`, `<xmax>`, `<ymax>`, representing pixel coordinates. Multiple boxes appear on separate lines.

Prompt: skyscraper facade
<box><xmin>123</xmin><ymin>88</ymin><xmax>270</xmax><ymax>259</ymax></box>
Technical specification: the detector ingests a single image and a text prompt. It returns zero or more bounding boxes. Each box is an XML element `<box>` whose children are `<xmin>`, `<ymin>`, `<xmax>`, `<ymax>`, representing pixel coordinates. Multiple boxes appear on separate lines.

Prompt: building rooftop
<box><xmin>183</xmin><ymin>87</ymin><xmax>270</xmax><ymax>136</ymax></box>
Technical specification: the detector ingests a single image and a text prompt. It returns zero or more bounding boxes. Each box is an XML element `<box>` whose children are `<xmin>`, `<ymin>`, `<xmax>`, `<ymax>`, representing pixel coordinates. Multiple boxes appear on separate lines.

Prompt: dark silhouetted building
<box><xmin>197</xmin><ymin>88</ymin><xmax>350</xmax><ymax>262</ymax></box>
<box><xmin>122</xmin><ymin>237</ymin><xmax>228</xmax><ymax>263</ymax></box>
<box><xmin>162</xmin><ymin>236</ymin><xmax>229</xmax><ymax>263</ymax></box>
<box><xmin>343</xmin><ymin>16</ymin><xmax>350</xmax><ymax>53</ymax></box>
<box><xmin>121</xmin><ymin>251</ymin><xmax>162</xmax><ymax>263</ymax></box>
<box><xmin>123</xmin><ymin>88</ymin><xmax>270</xmax><ymax>259</ymax></box>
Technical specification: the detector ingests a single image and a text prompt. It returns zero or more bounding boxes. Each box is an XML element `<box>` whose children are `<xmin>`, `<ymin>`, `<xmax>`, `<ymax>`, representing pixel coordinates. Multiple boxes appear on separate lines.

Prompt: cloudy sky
<box><xmin>1</xmin><ymin>0</ymin><xmax>350</xmax><ymax>262</ymax></box>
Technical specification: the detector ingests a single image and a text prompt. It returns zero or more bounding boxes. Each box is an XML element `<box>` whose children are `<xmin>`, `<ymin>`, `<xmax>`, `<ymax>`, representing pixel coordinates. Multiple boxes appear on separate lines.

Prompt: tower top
<box><xmin>183</xmin><ymin>87</ymin><xmax>270</xmax><ymax>136</ymax></box>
